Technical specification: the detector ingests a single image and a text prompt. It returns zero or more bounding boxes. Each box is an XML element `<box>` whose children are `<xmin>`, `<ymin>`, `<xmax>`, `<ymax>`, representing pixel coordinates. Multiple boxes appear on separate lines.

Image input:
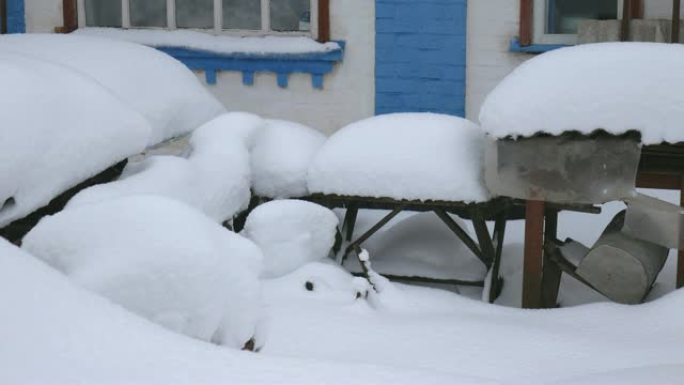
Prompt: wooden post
<box><xmin>679</xmin><ymin>176</ymin><xmax>684</xmax><ymax>288</ymax></box>
<box><xmin>621</xmin><ymin>0</ymin><xmax>632</xmax><ymax>41</ymax></box>
<box><xmin>0</xmin><ymin>0</ymin><xmax>7</xmax><ymax>34</ymax></box>
<box><xmin>523</xmin><ymin>200</ymin><xmax>545</xmax><ymax>309</ymax></box>
<box><xmin>317</xmin><ymin>0</ymin><xmax>330</xmax><ymax>42</ymax></box>
<box><xmin>672</xmin><ymin>0</ymin><xmax>681</xmax><ymax>43</ymax></box>
<box><xmin>519</xmin><ymin>0</ymin><xmax>533</xmax><ymax>46</ymax></box>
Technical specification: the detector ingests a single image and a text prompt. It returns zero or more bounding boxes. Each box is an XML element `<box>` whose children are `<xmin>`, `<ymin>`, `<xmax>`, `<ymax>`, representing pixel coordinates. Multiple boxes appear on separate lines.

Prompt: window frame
<box><xmin>75</xmin><ymin>0</ymin><xmax>322</xmax><ymax>40</ymax></box>
<box><xmin>520</xmin><ymin>0</ymin><xmax>643</xmax><ymax>46</ymax></box>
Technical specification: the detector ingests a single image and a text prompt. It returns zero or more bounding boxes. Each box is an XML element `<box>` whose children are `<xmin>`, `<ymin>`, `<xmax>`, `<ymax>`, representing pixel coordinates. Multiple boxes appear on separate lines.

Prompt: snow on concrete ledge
<box><xmin>307</xmin><ymin>113</ymin><xmax>490</xmax><ymax>203</ymax></box>
<box><xmin>74</xmin><ymin>28</ymin><xmax>341</xmax><ymax>56</ymax></box>
<box><xmin>480</xmin><ymin>42</ymin><xmax>684</xmax><ymax>145</ymax></box>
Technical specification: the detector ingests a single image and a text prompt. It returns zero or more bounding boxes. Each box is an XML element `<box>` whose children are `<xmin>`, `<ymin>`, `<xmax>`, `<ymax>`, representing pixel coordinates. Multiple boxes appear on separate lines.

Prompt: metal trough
<box><xmin>623</xmin><ymin>193</ymin><xmax>684</xmax><ymax>250</ymax></box>
<box><xmin>485</xmin><ymin>132</ymin><xmax>642</xmax><ymax>204</ymax></box>
<box><xmin>576</xmin><ymin>211</ymin><xmax>669</xmax><ymax>304</ymax></box>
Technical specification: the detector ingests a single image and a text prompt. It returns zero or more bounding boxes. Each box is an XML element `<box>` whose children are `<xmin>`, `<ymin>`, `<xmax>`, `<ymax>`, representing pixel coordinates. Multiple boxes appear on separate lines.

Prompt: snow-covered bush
<box><xmin>242</xmin><ymin>200</ymin><xmax>339</xmax><ymax>278</ymax></box>
<box><xmin>22</xmin><ymin>195</ymin><xmax>263</xmax><ymax>349</ymax></box>
<box><xmin>68</xmin><ymin>112</ymin><xmax>265</xmax><ymax>223</ymax></box>
<box><xmin>0</xmin><ymin>34</ymin><xmax>225</xmax><ymax>145</ymax></box>
<box><xmin>0</xmin><ymin>52</ymin><xmax>150</xmax><ymax>228</ymax></box>
<box><xmin>307</xmin><ymin>113</ymin><xmax>489</xmax><ymax>202</ymax></box>
<box><xmin>251</xmin><ymin>120</ymin><xmax>326</xmax><ymax>199</ymax></box>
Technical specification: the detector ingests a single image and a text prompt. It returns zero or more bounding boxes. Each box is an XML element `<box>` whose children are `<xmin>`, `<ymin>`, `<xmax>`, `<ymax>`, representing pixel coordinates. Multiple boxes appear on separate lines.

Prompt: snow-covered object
<box><xmin>68</xmin><ymin>113</ymin><xmax>264</xmax><ymax>222</ymax></box>
<box><xmin>22</xmin><ymin>195</ymin><xmax>263</xmax><ymax>348</ymax></box>
<box><xmin>252</xmin><ymin>120</ymin><xmax>327</xmax><ymax>198</ymax></box>
<box><xmin>0</xmin><ymin>52</ymin><xmax>150</xmax><ymax>228</ymax></box>
<box><xmin>76</xmin><ymin>27</ymin><xmax>341</xmax><ymax>56</ymax></box>
<box><xmin>308</xmin><ymin>113</ymin><xmax>490</xmax><ymax>202</ymax></box>
<box><xmin>0</xmin><ymin>34</ymin><xmax>225</xmax><ymax>145</ymax></box>
<box><xmin>0</xmin><ymin>239</ymin><xmax>474</xmax><ymax>385</ymax></box>
<box><xmin>242</xmin><ymin>200</ymin><xmax>339</xmax><ymax>278</ymax></box>
<box><xmin>480</xmin><ymin>42</ymin><xmax>684</xmax><ymax>144</ymax></box>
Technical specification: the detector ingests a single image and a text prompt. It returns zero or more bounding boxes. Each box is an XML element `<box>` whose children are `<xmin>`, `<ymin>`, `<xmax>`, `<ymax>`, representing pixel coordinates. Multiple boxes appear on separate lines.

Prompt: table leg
<box><xmin>523</xmin><ymin>200</ymin><xmax>545</xmax><ymax>309</ymax></box>
<box><xmin>678</xmin><ymin>177</ymin><xmax>684</xmax><ymax>289</ymax></box>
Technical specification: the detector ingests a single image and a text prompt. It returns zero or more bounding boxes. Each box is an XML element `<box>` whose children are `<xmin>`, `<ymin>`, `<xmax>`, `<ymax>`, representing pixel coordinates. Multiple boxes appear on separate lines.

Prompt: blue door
<box><xmin>375</xmin><ymin>0</ymin><xmax>467</xmax><ymax>116</ymax></box>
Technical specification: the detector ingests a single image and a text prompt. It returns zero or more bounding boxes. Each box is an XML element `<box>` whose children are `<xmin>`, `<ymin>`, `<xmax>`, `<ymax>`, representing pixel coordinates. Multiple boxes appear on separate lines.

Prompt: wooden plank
<box><xmin>632</xmin><ymin>0</ymin><xmax>644</xmax><ymax>19</ymax></box>
<box><xmin>636</xmin><ymin>172</ymin><xmax>682</xmax><ymax>190</ymax></box>
<box><xmin>621</xmin><ymin>0</ymin><xmax>632</xmax><ymax>41</ymax></box>
<box><xmin>673</xmin><ymin>0</ymin><xmax>681</xmax><ymax>43</ymax></box>
<box><xmin>1</xmin><ymin>0</ymin><xmax>7</xmax><ymax>34</ymax></box>
<box><xmin>679</xmin><ymin>176</ymin><xmax>684</xmax><ymax>289</ymax></box>
<box><xmin>317</xmin><ymin>0</ymin><xmax>330</xmax><ymax>42</ymax></box>
<box><xmin>61</xmin><ymin>0</ymin><xmax>78</xmax><ymax>33</ymax></box>
<box><xmin>523</xmin><ymin>200</ymin><xmax>545</xmax><ymax>309</ymax></box>
<box><xmin>519</xmin><ymin>0</ymin><xmax>533</xmax><ymax>46</ymax></box>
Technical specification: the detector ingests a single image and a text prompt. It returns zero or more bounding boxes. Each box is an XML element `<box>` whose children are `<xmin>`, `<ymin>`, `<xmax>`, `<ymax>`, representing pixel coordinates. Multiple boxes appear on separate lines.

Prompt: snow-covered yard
<box><xmin>1</xmin><ymin>35</ymin><xmax>684</xmax><ymax>385</ymax></box>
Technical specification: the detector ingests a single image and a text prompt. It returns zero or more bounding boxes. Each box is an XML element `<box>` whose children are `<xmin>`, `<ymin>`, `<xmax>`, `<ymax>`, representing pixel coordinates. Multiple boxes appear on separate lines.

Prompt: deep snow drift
<box><xmin>242</xmin><ymin>200</ymin><xmax>339</xmax><ymax>278</ymax></box>
<box><xmin>22</xmin><ymin>195</ymin><xmax>263</xmax><ymax>348</ymax></box>
<box><xmin>0</xmin><ymin>34</ymin><xmax>225</xmax><ymax>145</ymax></box>
<box><xmin>0</xmin><ymin>239</ymin><xmax>475</xmax><ymax>385</ymax></box>
<box><xmin>251</xmin><ymin>120</ymin><xmax>327</xmax><ymax>199</ymax></box>
<box><xmin>308</xmin><ymin>113</ymin><xmax>490</xmax><ymax>202</ymax></box>
<box><xmin>479</xmin><ymin>42</ymin><xmax>684</xmax><ymax>144</ymax></box>
<box><xmin>0</xmin><ymin>51</ymin><xmax>150</xmax><ymax>228</ymax></box>
<box><xmin>69</xmin><ymin>113</ymin><xmax>263</xmax><ymax>222</ymax></box>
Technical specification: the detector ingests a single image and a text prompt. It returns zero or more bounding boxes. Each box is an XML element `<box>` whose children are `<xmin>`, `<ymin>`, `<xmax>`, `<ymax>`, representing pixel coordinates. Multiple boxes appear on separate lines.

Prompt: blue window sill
<box><xmin>156</xmin><ymin>41</ymin><xmax>344</xmax><ymax>89</ymax></box>
<box><xmin>508</xmin><ymin>37</ymin><xmax>569</xmax><ymax>54</ymax></box>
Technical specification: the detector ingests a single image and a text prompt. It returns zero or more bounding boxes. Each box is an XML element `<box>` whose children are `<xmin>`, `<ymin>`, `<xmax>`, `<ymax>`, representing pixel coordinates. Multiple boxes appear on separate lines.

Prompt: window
<box><xmin>533</xmin><ymin>0</ymin><xmax>619</xmax><ymax>45</ymax></box>
<box><xmin>79</xmin><ymin>0</ymin><xmax>317</xmax><ymax>36</ymax></box>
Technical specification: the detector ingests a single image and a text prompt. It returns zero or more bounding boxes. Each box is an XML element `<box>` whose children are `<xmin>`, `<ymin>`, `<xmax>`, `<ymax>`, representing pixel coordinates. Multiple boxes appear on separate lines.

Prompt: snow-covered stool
<box><xmin>306</xmin><ymin>113</ymin><xmax>517</xmax><ymax>302</ymax></box>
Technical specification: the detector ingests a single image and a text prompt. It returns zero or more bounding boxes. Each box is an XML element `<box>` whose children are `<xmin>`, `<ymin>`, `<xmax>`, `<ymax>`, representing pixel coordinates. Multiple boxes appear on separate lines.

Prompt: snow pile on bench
<box><xmin>23</xmin><ymin>195</ymin><xmax>263</xmax><ymax>349</ymax></box>
<box><xmin>251</xmin><ymin>120</ymin><xmax>327</xmax><ymax>199</ymax></box>
<box><xmin>480</xmin><ymin>42</ymin><xmax>684</xmax><ymax>144</ymax></box>
<box><xmin>0</xmin><ymin>34</ymin><xmax>225</xmax><ymax>145</ymax></box>
<box><xmin>69</xmin><ymin>113</ymin><xmax>263</xmax><ymax>223</ymax></box>
<box><xmin>0</xmin><ymin>239</ymin><xmax>462</xmax><ymax>385</ymax></box>
<box><xmin>0</xmin><ymin>52</ymin><xmax>150</xmax><ymax>228</ymax></box>
<box><xmin>242</xmin><ymin>200</ymin><xmax>339</xmax><ymax>278</ymax></box>
<box><xmin>75</xmin><ymin>27</ymin><xmax>341</xmax><ymax>56</ymax></box>
<box><xmin>308</xmin><ymin>113</ymin><xmax>490</xmax><ymax>202</ymax></box>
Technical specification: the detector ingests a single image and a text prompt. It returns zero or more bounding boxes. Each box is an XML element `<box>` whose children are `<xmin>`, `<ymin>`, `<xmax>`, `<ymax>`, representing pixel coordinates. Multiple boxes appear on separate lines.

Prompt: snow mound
<box><xmin>480</xmin><ymin>42</ymin><xmax>684</xmax><ymax>144</ymax></box>
<box><xmin>242</xmin><ymin>200</ymin><xmax>339</xmax><ymax>278</ymax></box>
<box><xmin>252</xmin><ymin>120</ymin><xmax>327</xmax><ymax>198</ymax></box>
<box><xmin>76</xmin><ymin>27</ymin><xmax>342</xmax><ymax>56</ymax></box>
<box><xmin>307</xmin><ymin>113</ymin><xmax>490</xmax><ymax>202</ymax></box>
<box><xmin>0</xmin><ymin>33</ymin><xmax>225</xmax><ymax>145</ymax></box>
<box><xmin>0</xmin><ymin>52</ymin><xmax>150</xmax><ymax>228</ymax></box>
<box><xmin>264</xmin><ymin>261</ymin><xmax>370</xmax><ymax>305</ymax></box>
<box><xmin>68</xmin><ymin>112</ymin><xmax>264</xmax><ymax>222</ymax></box>
<box><xmin>22</xmin><ymin>195</ymin><xmax>263</xmax><ymax>348</ymax></box>
<box><xmin>0</xmin><ymin>239</ymin><xmax>475</xmax><ymax>385</ymax></box>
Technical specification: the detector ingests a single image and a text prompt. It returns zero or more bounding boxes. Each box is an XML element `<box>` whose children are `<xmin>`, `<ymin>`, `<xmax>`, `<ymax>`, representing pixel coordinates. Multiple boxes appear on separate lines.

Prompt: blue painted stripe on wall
<box><xmin>375</xmin><ymin>0</ymin><xmax>467</xmax><ymax>116</ymax></box>
<box><xmin>6</xmin><ymin>0</ymin><xmax>25</xmax><ymax>33</ymax></box>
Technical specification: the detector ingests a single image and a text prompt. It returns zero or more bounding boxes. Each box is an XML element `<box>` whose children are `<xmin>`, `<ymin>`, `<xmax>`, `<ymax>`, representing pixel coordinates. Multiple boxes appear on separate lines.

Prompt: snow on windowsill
<box><xmin>74</xmin><ymin>28</ymin><xmax>341</xmax><ymax>57</ymax></box>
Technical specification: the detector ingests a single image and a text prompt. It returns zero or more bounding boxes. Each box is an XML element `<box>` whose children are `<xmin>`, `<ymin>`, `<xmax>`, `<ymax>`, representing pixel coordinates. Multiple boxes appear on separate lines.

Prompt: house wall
<box><xmin>205</xmin><ymin>1</ymin><xmax>375</xmax><ymax>135</ymax></box>
<box><xmin>465</xmin><ymin>0</ymin><xmax>528</xmax><ymax>122</ymax></box>
<box><xmin>25</xmin><ymin>0</ymin><xmax>62</xmax><ymax>32</ymax></box>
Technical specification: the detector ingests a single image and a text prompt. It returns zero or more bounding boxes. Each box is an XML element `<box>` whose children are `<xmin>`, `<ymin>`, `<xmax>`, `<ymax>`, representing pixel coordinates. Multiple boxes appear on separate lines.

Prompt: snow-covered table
<box><xmin>306</xmin><ymin>113</ymin><xmax>517</xmax><ymax>302</ymax></box>
<box><xmin>480</xmin><ymin>42</ymin><xmax>684</xmax><ymax>308</ymax></box>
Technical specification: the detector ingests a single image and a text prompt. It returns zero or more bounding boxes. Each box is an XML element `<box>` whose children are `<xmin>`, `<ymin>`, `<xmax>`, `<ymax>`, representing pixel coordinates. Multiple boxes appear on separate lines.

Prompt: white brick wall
<box><xmin>466</xmin><ymin>0</ymin><xmax>529</xmax><ymax>122</ymax></box>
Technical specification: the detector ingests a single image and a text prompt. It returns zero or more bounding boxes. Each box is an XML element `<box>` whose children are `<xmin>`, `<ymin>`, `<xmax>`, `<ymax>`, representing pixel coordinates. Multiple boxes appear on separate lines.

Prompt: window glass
<box><xmin>270</xmin><ymin>0</ymin><xmax>310</xmax><ymax>32</ymax></box>
<box><xmin>130</xmin><ymin>0</ymin><xmax>167</xmax><ymax>28</ymax></box>
<box><xmin>85</xmin><ymin>0</ymin><xmax>122</xmax><ymax>27</ymax></box>
<box><xmin>176</xmin><ymin>0</ymin><xmax>213</xmax><ymax>29</ymax></box>
<box><xmin>223</xmin><ymin>0</ymin><xmax>261</xmax><ymax>30</ymax></box>
<box><xmin>547</xmin><ymin>0</ymin><xmax>617</xmax><ymax>34</ymax></box>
